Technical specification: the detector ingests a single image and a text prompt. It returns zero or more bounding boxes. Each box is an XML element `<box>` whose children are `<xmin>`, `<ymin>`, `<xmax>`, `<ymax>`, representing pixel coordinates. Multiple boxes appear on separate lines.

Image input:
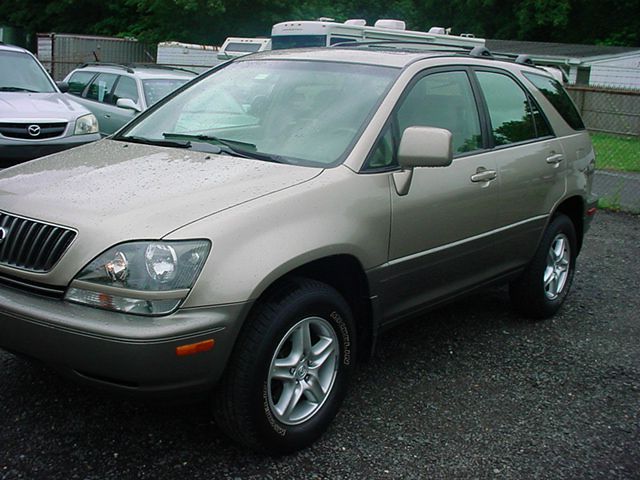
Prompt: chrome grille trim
<box><xmin>0</xmin><ymin>211</ymin><xmax>77</xmax><ymax>272</ymax></box>
<box><xmin>0</xmin><ymin>122</ymin><xmax>68</xmax><ymax>140</ymax></box>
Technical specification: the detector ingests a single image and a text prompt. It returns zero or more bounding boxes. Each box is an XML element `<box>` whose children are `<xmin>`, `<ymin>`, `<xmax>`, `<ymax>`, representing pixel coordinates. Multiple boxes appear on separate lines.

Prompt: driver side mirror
<box><xmin>398</xmin><ymin>126</ymin><xmax>453</xmax><ymax>168</ymax></box>
<box><xmin>57</xmin><ymin>81</ymin><xmax>69</xmax><ymax>93</ymax></box>
<box><xmin>116</xmin><ymin>98</ymin><xmax>141</xmax><ymax>113</ymax></box>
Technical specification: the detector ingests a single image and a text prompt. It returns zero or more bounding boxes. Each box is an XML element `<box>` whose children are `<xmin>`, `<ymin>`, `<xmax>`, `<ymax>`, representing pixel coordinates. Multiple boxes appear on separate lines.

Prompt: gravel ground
<box><xmin>1</xmin><ymin>211</ymin><xmax>639</xmax><ymax>480</ymax></box>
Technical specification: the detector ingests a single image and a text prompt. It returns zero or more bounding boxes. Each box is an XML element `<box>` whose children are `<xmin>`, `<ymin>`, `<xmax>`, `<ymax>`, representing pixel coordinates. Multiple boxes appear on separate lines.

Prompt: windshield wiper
<box><xmin>0</xmin><ymin>86</ymin><xmax>40</xmax><ymax>93</ymax></box>
<box><xmin>118</xmin><ymin>135</ymin><xmax>192</xmax><ymax>149</ymax></box>
<box><xmin>162</xmin><ymin>132</ymin><xmax>285</xmax><ymax>163</ymax></box>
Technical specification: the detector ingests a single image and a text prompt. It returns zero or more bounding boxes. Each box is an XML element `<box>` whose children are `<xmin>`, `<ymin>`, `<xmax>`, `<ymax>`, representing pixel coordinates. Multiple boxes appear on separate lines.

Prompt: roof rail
<box><xmin>332</xmin><ymin>41</ymin><xmax>539</xmax><ymax>67</ymax></box>
<box><xmin>79</xmin><ymin>62</ymin><xmax>135</xmax><ymax>73</ymax></box>
<box><xmin>331</xmin><ymin>40</ymin><xmax>472</xmax><ymax>52</ymax></box>
<box><xmin>469</xmin><ymin>46</ymin><xmax>493</xmax><ymax>58</ymax></box>
<box><xmin>515</xmin><ymin>54</ymin><xmax>534</xmax><ymax>65</ymax></box>
<box><xmin>78</xmin><ymin>62</ymin><xmax>197</xmax><ymax>75</ymax></box>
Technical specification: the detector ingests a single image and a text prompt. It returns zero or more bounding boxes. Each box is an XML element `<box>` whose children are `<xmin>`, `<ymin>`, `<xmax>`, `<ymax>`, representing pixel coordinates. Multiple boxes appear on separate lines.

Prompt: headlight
<box><xmin>74</xmin><ymin>113</ymin><xmax>99</xmax><ymax>135</ymax></box>
<box><xmin>65</xmin><ymin>240</ymin><xmax>211</xmax><ymax>315</ymax></box>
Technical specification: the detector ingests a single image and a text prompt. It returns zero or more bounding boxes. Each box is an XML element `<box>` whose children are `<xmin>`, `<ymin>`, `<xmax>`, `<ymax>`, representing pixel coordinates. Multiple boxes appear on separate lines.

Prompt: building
<box><xmin>486</xmin><ymin>39</ymin><xmax>640</xmax><ymax>90</ymax></box>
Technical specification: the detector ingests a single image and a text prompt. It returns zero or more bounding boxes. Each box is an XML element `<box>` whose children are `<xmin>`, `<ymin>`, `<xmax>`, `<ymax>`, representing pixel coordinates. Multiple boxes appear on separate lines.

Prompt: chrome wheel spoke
<box><xmin>271</xmin><ymin>361</ymin><xmax>295</xmax><ymax>381</ymax></box>
<box><xmin>276</xmin><ymin>381</ymin><xmax>304</xmax><ymax>418</ymax></box>
<box><xmin>303</xmin><ymin>375</ymin><xmax>326</xmax><ymax>404</ymax></box>
<box><xmin>291</xmin><ymin>320</ymin><xmax>312</xmax><ymax>360</ymax></box>
<box><xmin>310</xmin><ymin>336</ymin><xmax>336</xmax><ymax>368</ymax></box>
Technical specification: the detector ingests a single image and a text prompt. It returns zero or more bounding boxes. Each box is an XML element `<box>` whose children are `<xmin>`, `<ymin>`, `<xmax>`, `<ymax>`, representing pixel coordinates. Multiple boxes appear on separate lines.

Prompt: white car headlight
<box><xmin>65</xmin><ymin>240</ymin><xmax>211</xmax><ymax>315</ymax></box>
<box><xmin>74</xmin><ymin>113</ymin><xmax>99</xmax><ymax>135</ymax></box>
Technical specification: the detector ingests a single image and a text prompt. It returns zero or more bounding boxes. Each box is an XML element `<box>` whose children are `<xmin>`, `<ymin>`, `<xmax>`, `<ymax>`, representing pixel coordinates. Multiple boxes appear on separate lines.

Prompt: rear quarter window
<box><xmin>523</xmin><ymin>72</ymin><xmax>585</xmax><ymax>131</ymax></box>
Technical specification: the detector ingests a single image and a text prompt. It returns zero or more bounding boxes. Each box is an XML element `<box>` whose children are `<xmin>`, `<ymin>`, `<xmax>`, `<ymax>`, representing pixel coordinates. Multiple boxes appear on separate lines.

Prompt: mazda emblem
<box><xmin>27</xmin><ymin>124</ymin><xmax>41</xmax><ymax>137</ymax></box>
<box><xmin>0</xmin><ymin>227</ymin><xmax>7</xmax><ymax>244</ymax></box>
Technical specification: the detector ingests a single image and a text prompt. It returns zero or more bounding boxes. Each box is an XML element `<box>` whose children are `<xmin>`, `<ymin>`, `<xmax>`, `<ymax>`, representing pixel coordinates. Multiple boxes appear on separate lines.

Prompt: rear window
<box><xmin>523</xmin><ymin>72</ymin><xmax>585</xmax><ymax>131</ymax></box>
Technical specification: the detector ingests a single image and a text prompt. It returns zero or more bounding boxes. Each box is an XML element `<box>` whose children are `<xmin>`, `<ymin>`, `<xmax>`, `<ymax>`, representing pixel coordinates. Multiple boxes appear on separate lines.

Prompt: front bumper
<box><xmin>0</xmin><ymin>133</ymin><xmax>101</xmax><ymax>166</ymax></box>
<box><xmin>0</xmin><ymin>283</ymin><xmax>252</xmax><ymax>396</ymax></box>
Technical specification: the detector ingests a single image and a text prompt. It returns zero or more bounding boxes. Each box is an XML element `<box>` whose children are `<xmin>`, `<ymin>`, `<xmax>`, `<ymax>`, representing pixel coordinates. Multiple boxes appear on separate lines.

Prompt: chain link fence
<box><xmin>567</xmin><ymin>82</ymin><xmax>640</xmax><ymax>213</ymax></box>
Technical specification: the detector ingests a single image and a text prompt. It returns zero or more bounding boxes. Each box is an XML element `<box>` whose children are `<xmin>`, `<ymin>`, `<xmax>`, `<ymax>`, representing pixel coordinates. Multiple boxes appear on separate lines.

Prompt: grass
<box><xmin>590</xmin><ymin>132</ymin><xmax>640</xmax><ymax>172</ymax></box>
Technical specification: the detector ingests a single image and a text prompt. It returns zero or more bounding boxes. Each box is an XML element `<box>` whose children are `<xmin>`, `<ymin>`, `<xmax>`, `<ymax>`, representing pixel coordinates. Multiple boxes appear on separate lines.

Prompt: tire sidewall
<box><xmin>246</xmin><ymin>286</ymin><xmax>355</xmax><ymax>452</ymax></box>
<box><xmin>532</xmin><ymin>214</ymin><xmax>577</xmax><ymax>315</ymax></box>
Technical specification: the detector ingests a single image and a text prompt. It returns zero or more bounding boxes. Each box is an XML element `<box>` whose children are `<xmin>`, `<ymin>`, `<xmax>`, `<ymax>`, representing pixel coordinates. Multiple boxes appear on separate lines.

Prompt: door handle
<box><xmin>546</xmin><ymin>153</ymin><xmax>564</xmax><ymax>164</ymax></box>
<box><xmin>104</xmin><ymin>114</ymin><xmax>111</xmax><ymax>119</ymax></box>
<box><xmin>470</xmin><ymin>169</ymin><xmax>497</xmax><ymax>183</ymax></box>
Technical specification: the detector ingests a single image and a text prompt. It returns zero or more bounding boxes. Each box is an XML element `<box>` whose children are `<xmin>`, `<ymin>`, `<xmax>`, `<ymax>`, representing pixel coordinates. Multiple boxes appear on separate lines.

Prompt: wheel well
<box><xmin>257</xmin><ymin>255</ymin><xmax>374</xmax><ymax>361</ymax></box>
<box><xmin>555</xmin><ymin>196</ymin><xmax>584</xmax><ymax>252</ymax></box>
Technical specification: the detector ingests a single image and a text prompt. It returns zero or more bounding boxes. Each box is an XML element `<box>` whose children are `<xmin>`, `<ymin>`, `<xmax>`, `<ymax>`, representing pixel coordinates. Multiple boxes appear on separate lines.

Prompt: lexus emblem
<box><xmin>27</xmin><ymin>124</ymin><xmax>41</xmax><ymax>137</ymax></box>
<box><xmin>0</xmin><ymin>227</ymin><xmax>7</xmax><ymax>244</ymax></box>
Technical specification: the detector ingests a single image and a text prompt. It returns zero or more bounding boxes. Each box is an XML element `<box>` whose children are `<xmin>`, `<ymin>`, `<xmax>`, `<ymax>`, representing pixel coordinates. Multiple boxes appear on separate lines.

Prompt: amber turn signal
<box><xmin>176</xmin><ymin>339</ymin><xmax>215</xmax><ymax>356</ymax></box>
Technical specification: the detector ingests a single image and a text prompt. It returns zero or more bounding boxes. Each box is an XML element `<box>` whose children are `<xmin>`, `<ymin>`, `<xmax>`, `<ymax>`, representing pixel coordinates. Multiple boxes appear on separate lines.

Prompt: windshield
<box><xmin>0</xmin><ymin>50</ymin><xmax>56</xmax><ymax>93</ymax></box>
<box><xmin>121</xmin><ymin>60</ymin><xmax>398</xmax><ymax>167</ymax></box>
<box><xmin>142</xmin><ymin>78</ymin><xmax>191</xmax><ymax>106</ymax></box>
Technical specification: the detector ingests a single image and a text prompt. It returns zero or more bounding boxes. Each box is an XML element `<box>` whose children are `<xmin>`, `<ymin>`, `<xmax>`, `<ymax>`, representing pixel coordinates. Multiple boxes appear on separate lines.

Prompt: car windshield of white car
<box><xmin>0</xmin><ymin>51</ymin><xmax>56</xmax><ymax>93</ymax></box>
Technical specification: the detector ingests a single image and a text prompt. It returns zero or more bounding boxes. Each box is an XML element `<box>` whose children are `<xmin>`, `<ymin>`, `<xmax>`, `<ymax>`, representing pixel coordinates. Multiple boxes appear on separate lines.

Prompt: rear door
<box><xmin>473</xmin><ymin>69</ymin><xmax>567</xmax><ymax>269</ymax></box>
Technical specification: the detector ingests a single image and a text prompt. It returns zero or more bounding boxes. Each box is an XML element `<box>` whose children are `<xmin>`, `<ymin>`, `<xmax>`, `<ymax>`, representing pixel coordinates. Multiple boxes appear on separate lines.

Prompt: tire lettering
<box><xmin>330</xmin><ymin>311</ymin><xmax>351</xmax><ymax>366</ymax></box>
<box><xmin>262</xmin><ymin>382</ymin><xmax>287</xmax><ymax>436</ymax></box>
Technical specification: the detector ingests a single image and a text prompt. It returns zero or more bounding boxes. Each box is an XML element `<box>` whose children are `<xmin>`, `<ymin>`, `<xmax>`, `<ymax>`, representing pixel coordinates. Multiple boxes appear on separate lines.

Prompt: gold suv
<box><xmin>0</xmin><ymin>45</ymin><xmax>597</xmax><ymax>453</ymax></box>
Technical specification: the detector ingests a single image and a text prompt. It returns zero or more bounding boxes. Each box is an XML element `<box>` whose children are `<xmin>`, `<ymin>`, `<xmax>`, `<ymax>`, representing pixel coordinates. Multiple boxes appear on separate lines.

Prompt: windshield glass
<box><xmin>0</xmin><ymin>50</ymin><xmax>56</xmax><ymax>93</ymax></box>
<box><xmin>142</xmin><ymin>78</ymin><xmax>191</xmax><ymax>106</ymax></box>
<box><xmin>121</xmin><ymin>60</ymin><xmax>398</xmax><ymax>166</ymax></box>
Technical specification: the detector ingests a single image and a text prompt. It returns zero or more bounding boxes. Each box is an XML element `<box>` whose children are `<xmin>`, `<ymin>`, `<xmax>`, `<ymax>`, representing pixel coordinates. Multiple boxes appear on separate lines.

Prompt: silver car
<box><xmin>0</xmin><ymin>46</ymin><xmax>597</xmax><ymax>453</ymax></box>
<box><xmin>0</xmin><ymin>44</ymin><xmax>100</xmax><ymax>166</ymax></box>
<box><xmin>62</xmin><ymin>64</ymin><xmax>196</xmax><ymax>135</ymax></box>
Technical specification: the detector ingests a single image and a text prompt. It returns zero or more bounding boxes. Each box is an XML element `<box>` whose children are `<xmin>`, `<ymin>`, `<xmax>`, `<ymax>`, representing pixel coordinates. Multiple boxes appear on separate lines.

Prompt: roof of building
<box><xmin>485</xmin><ymin>39</ymin><xmax>640</xmax><ymax>60</ymax></box>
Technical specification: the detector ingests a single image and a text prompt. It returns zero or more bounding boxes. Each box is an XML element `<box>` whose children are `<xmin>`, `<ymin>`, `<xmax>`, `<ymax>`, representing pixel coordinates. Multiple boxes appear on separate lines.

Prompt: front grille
<box><xmin>0</xmin><ymin>122</ymin><xmax>68</xmax><ymax>140</ymax></box>
<box><xmin>0</xmin><ymin>212</ymin><xmax>76</xmax><ymax>272</ymax></box>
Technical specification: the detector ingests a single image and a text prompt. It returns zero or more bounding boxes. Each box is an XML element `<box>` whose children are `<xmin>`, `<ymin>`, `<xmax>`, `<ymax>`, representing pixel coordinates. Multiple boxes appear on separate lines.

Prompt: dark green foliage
<box><xmin>0</xmin><ymin>0</ymin><xmax>637</xmax><ymax>46</ymax></box>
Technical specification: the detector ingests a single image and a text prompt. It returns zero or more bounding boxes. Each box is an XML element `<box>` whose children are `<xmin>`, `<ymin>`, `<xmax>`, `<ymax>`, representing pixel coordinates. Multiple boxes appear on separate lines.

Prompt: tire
<box><xmin>213</xmin><ymin>278</ymin><xmax>356</xmax><ymax>453</ymax></box>
<box><xmin>510</xmin><ymin>213</ymin><xmax>577</xmax><ymax>319</ymax></box>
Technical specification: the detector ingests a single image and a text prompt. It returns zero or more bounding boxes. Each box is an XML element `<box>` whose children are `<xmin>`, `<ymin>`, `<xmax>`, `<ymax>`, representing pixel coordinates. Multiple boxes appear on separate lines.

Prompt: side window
<box><xmin>476</xmin><ymin>71</ymin><xmax>537</xmax><ymax>146</ymax></box>
<box><xmin>531</xmin><ymin>100</ymin><xmax>553</xmax><ymax>137</ymax></box>
<box><xmin>67</xmin><ymin>71</ymin><xmax>95</xmax><ymax>96</ymax></box>
<box><xmin>85</xmin><ymin>73</ymin><xmax>118</xmax><ymax>103</ymax></box>
<box><xmin>396</xmin><ymin>71</ymin><xmax>482</xmax><ymax>155</ymax></box>
<box><xmin>523</xmin><ymin>72</ymin><xmax>585</xmax><ymax>130</ymax></box>
<box><xmin>112</xmin><ymin>76</ymin><xmax>139</xmax><ymax>104</ymax></box>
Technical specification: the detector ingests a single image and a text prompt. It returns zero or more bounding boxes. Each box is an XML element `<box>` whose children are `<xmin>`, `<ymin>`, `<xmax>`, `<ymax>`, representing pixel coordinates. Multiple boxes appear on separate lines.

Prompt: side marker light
<box><xmin>176</xmin><ymin>339</ymin><xmax>215</xmax><ymax>356</ymax></box>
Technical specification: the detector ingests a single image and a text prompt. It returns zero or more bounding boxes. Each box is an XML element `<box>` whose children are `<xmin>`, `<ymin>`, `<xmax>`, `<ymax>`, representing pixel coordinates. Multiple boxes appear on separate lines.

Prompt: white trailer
<box><xmin>157</xmin><ymin>41</ymin><xmax>224</xmax><ymax>73</ymax></box>
<box><xmin>271</xmin><ymin>19</ymin><xmax>485</xmax><ymax>51</ymax></box>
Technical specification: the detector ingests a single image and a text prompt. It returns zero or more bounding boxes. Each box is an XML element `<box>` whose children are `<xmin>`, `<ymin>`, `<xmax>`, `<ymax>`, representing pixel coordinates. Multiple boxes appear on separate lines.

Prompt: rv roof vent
<box><xmin>428</xmin><ymin>27</ymin><xmax>446</xmax><ymax>35</ymax></box>
<box><xmin>317</xmin><ymin>17</ymin><xmax>335</xmax><ymax>22</ymax></box>
<box><xmin>344</xmin><ymin>19</ymin><xmax>367</xmax><ymax>26</ymax></box>
<box><xmin>374</xmin><ymin>19</ymin><xmax>406</xmax><ymax>30</ymax></box>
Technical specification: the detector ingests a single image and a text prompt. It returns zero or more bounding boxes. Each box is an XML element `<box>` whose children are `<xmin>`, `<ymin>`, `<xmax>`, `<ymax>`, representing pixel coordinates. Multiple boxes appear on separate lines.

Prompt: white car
<box><xmin>0</xmin><ymin>44</ymin><xmax>100</xmax><ymax>166</ymax></box>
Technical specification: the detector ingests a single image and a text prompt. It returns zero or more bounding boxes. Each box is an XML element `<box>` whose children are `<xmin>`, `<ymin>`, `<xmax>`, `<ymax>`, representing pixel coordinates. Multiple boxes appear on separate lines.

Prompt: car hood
<box><xmin>0</xmin><ymin>92</ymin><xmax>89</xmax><ymax>121</ymax></box>
<box><xmin>0</xmin><ymin>139</ymin><xmax>323</xmax><ymax>247</ymax></box>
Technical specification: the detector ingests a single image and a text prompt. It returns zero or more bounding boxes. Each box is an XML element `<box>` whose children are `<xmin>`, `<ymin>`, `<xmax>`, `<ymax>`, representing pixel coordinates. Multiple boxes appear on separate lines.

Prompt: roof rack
<box><xmin>332</xmin><ymin>40</ymin><xmax>473</xmax><ymax>52</ymax></box>
<box><xmin>333</xmin><ymin>40</ymin><xmax>539</xmax><ymax>67</ymax></box>
<box><xmin>78</xmin><ymin>62</ymin><xmax>197</xmax><ymax>74</ymax></box>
